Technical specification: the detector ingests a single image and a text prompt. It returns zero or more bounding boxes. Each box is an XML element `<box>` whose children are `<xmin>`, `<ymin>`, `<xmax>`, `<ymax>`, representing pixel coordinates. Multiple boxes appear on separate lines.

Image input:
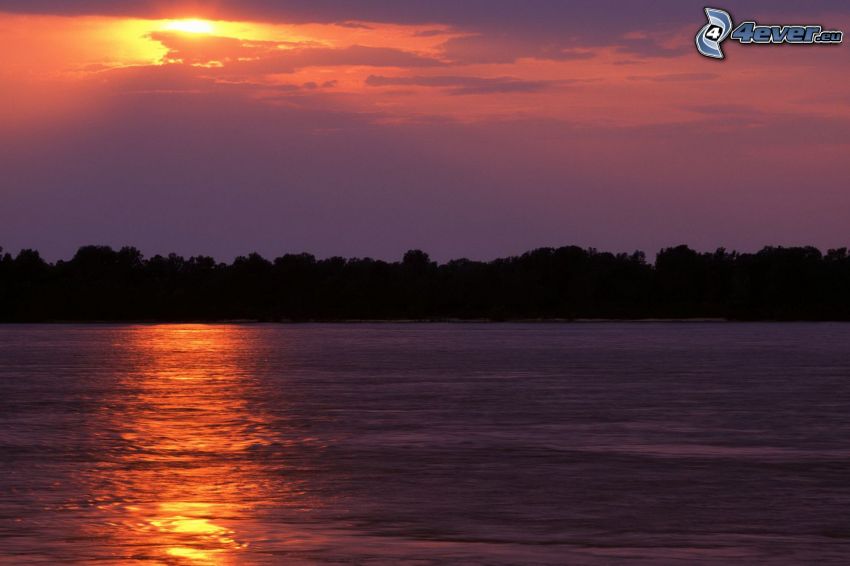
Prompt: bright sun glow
<box><xmin>162</xmin><ymin>19</ymin><xmax>215</xmax><ymax>34</ymax></box>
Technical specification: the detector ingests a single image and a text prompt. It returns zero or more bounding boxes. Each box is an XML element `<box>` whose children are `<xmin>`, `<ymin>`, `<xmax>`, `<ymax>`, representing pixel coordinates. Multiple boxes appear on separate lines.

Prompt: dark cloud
<box><xmin>87</xmin><ymin>62</ymin><xmax>333</xmax><ymax>99</ymax></box>
<box><xmin>438</xmin><ymin>34</ymin><xmax>596</xmax><ymax>64</ymax></box>
<box><xmin>366</xmin><ymin>74</ymin><xmax>561</xmax><ymax>95</ymax></box>
<box><xmin>226</xmin><ymin>44</ymin><xmax>446</xmax><ymax>74</ymax></box>
<box><xmin>682</xmin><ymin>103</ymin><xmax>762</xmax><ymax>115</ymax></box>
<box><xmin>616</xmin><ymin>36</ymin><xmax>689</xmax><ymax>59</ymax></box>
<box><xmin>627</xmin><ymin>72</ymin><xmax>719</xmax><ymax>82</ymax></box>
<box><xmin>414</xmin><ymin>29</ymin><xmax>450</xmax><ymax>38</ymax></box>
<box><xmin>333</xmin><ymin>21</ymin><xmax>373</xmax><ymax>29</ymax></box>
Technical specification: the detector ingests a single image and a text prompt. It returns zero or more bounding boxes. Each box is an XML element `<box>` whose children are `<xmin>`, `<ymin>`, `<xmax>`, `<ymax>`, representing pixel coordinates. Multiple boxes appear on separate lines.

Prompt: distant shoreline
<box><xmin>4</xmin><ymin>244</ymin><xmax>849</xmax><ymax>322</ymax></box>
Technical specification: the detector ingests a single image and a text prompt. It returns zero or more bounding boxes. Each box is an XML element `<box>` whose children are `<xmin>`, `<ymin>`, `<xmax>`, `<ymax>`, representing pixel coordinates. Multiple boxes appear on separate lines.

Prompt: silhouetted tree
<box><xmin>1</xmin><ymin>244</ymin><xmax>849</xmax><ymax>322</ymax></box>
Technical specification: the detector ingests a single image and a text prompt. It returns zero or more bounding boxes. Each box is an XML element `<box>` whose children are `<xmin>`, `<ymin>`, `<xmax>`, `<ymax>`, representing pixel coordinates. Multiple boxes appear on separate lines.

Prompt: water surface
<box><xmin>1</xmin><ymin>323</ymin><xmax>849</xmax><ymax>564</ymax></box>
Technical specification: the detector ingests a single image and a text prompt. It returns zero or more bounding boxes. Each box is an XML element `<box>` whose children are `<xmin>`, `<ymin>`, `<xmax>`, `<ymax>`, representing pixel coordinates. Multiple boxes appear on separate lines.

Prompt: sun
<box><xmin>162</xmin><ymin>19</ymin><xmax>215</xmax><ymax>34</ymax></box>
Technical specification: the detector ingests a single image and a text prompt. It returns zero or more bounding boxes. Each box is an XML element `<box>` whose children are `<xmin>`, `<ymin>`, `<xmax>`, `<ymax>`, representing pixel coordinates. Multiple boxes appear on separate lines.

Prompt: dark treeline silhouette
<box><xmin>2</xmin><ymin>244</ymin><xmax>850</xmax><ymax>321</ymax></box>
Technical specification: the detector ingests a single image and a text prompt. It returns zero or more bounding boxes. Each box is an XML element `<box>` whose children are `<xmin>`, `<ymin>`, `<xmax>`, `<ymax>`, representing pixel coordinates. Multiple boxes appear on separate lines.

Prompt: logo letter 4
<box><xmin>696</xmin><ymin>8</ymin><xmax>734</xmax><ymax>59</ymax></box>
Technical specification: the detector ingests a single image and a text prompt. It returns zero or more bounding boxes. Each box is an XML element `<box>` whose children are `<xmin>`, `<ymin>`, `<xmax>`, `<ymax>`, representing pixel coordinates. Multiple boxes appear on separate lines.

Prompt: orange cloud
<box><xmin>1</xmin><ymin>11</ymin><xmax>849</xmax><ymax>129</ymax></box>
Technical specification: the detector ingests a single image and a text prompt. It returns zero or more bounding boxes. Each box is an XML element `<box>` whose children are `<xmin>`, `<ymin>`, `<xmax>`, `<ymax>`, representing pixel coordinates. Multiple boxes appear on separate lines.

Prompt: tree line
<box><xmin>1</xmin><ymin>244</ymin><xmax>849</xmax><ymax>321</ymax></box>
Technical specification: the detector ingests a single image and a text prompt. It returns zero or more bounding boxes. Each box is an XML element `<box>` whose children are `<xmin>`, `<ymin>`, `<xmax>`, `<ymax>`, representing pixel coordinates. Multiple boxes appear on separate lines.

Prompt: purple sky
<box><xmin>0</xmin><ymin>1</ymin><xmax>848</xmax><ymax>261</ymax></box>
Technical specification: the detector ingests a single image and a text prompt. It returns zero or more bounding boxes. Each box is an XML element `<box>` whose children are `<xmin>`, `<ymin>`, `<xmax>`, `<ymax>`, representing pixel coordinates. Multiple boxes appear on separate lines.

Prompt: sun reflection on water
<box><xmin>92</xmin><ymin>325</ymin><xmax>285</xmax><ymax>564</ymax></box>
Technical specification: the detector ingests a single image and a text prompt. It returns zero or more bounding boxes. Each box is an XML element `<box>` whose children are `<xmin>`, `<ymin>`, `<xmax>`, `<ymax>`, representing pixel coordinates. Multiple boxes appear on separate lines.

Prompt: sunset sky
<box><xmin>1</xmin><ymin>1</ymin><xmax>848</xmax><ymax>261</ymax></box>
